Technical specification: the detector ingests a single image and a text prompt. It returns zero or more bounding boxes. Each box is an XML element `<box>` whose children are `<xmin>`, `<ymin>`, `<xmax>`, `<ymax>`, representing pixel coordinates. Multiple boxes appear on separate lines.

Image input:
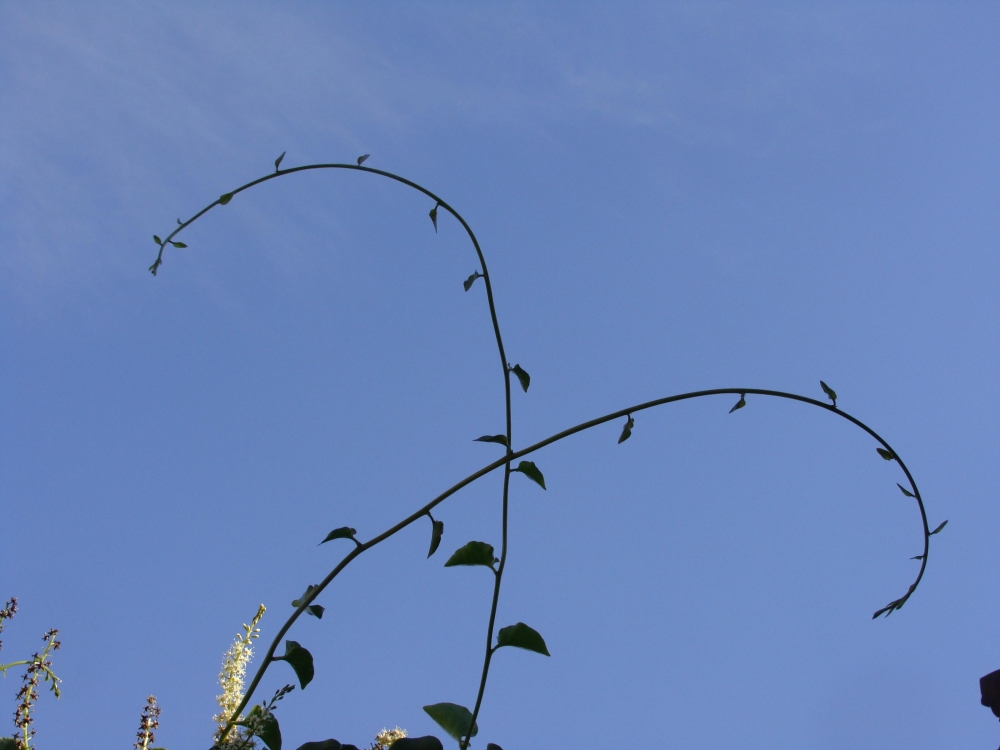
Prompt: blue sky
<box><xmin>2</xmin><ymin>3</ymin><xmax>998</xmax><ymax>748</ymax></box>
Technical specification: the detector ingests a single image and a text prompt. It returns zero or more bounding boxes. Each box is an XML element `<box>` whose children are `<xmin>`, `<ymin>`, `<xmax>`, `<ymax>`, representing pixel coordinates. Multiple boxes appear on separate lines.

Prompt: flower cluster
<box><xmin>134</xmin><ymin>695</ymin><xmax>162</xmax><ymax>750</ymax></box>
<box><xmin>13</xmin><ymin>629</ymin><xmax>61</xmax><ymax>749</ymax></box>
<box><xmin>213</xmin><ymin>604</ymin><xmax>266</xmax><ymax>739</ymax></box>
<box><xmin>372</xmin><ymin>727</ymin><xmax>407</xmax><ymax>749</ymax></box>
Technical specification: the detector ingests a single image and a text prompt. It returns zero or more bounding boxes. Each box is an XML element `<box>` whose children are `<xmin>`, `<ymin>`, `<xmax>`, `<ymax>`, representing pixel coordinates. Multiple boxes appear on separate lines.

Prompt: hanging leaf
<box><xmin>169</xmin><ymin>240</ymin><xmax>188</xmax><ymax>248</ymax></box>
<box><xmin>929</xmin><ymin>520</ymin><xmax>948</xmax><ymax>535</ymax></box>
<box><xmin>820</xmin><ymin>380</ymin><xmax>837</xmax><ymax>406</ymax></box>
<box><xmin>305</xmin><ymin>605</ymin><xmax>324</xmax><ymax>619</ymax></box>
<box><xmin>514</xmin><ymin>460</ymin><xmax>546</xmax><ymax>490</ymax></box>
<box><xmin>275</xmin><ymin>640</ymin><xmax>314</xmax><ymax>689</ymax></box>
<box><xmin>423</xmin><ymin>703</ymin><xmax>478</xmax><ymax>742</ymax></box>
<box><xmin>294</xmin><ymin>741</ymin><xmax>343</xmax><ymax>750</ymax></box>
<box><xmin>496</xmin><ymin>622</ymin><xmax>550</xmax><ymax>656</ymax></box>
<box><xmin>391</xmin><ymin>738</ymin><xmax>444</xmax><ymax>750</ymax></box>
<box><xmin>275</xmin><ymin>151</ymin><xmax>286</xmax><ymax>171</ymax></box>
<box><xmin>897</xmin><ymin>483</ymin><xmax>915</xmax><ymax>498</ymax></box>
<box><xmin>510</xmin><ymin>364</ymin><xmax>530</xmax><ymax>392</ymax></box>
<box><xmin>729</xmin><ymin>394</ymin><xmax>746</xmax><ymax>413</ymax></box>
<box><xmin>429</xmin><ymin>204</ymin><xmax>439</xmax><ymax>233</ymax></box>
<box><xmin>320</xmin><ymin>527</ymin><xmax>357</xmax><ymax>545</ymax></box>
<box><xmin>291</xmin><ymin>585</ymin><xmax>318</xmax><ymax>608</ymax></box>
<box><xmin>474</xmin><ymin>434</ymin><xmax>508</xmax><ymax>447</ymax></box>
<box><xmin>444</xmin><ymin>541</ymin><xmax>495</xmax><ymax>568</ymax></box>
<box><xmin>876</xmin><ymin>448</ymin><xmax>895</xmax><ymax>461</ymax></box>
<box><xmin>357</xmin><ymin>154</ymin><xmax>370</xmax><ymax>166</ymax></box>
<box><xmin>238</xmin><ymin>705</ymin><xmax>282</xmax><ymax>750</ymax></box>
<box><xmin>428</xmin><ymin>519</ymin><xmax>444</xmax><ymax>558</ymax></box>
<box><xmin>463</xmin><ymin>271</ymin><xmax>481</xmax><ymax>291</ymax></box>
<box><xmin>153</xmin><ymin>235</ymin><xmax>162</xmax><ymax>245</ymax></box>
<box><xmin>618</xmin><ymin>416</ymin><xmax>634</xmax><ymax>444</ymax></box>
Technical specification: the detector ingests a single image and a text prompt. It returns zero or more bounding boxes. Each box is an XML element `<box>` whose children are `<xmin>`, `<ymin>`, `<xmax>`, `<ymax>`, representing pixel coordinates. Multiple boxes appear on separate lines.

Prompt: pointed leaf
<box><xmin>876</xmin><ymin>447</ymin><xmax>895</xmax><ymax>461</ymax></box>
<box><xmin>496</xmin><ymin>622</ymin><xmax>550</xmax><ymax>656</ymax></box>
<box><xmin>392</xmin><ymin>738</ymin><xmax>444</xmax><ymax>750</ymax></box>
<box><xmin>428</xmin><ymin>519</ymin><xmax>444</xmax><ymax>558</ymax></box>
<box><xmin>357</xmin><ymin>154</ymin><xmax>370</xmax><ymax>166</ymax></box>
<box><xmin>820</xmin><ymin>380</ymin><xmax>837</xmax><ymax>406</ymax></box>
<box><xmin>510</xmin><ymin>364</ymin><xmax>530</xmax><ymax>392</ymax></box>
<box><xmin>429</xmin><ymin>205</ymin><xmax>438</xmax><ymax>233</ymax></box>
<box><xmin>423</xmin><ymin>703</ymin><xmax>478</xmax><ymax>742</ymax></box>
<box><xmin>897</xmin><ymin>483</ymin><xmax>915</xmax><ymax>498</ymax></box>
<box><xmin>241</xmin><ymin>706</ymin><xmax>282</xmax><ymax>750</ymax></box>
<box><xmin>276</xmin><ymin>640</ymin><xmax>314</xmax><ymax>689</ymax></box>
<box><xmin>219</xmin><ymin>192</ymin><xmax>233</xmax><ymax>205</ymax></box>
<box><xmin>153</xmin><ymin>235</ymin><xmax>162</xmax><ymax>245</ymax></box>
<box><xmin>170</xmin><ymin>240</ymin><xmax>188</xmax><ymax>248</ymax></box>
<box><xmin>291</xmin><ymin>585</ymin><xmax>318</xmax><ymax>608</ymax></box>
<box><xmin>514</xmin><ymin>460</ymin><xmax>546</xmax><ymax>490</ymax></box>
<box><xmin>463</xmin><ymin>271</ymin><xmax>481</xmax><ymax>291</ymax></box>
<box><xmin>618</xmin><ymin>416</ymin><xmax>634</xmax><ymax>444</ymax></box>
<box><xmin>444</xmin><ymin>541</ymin><xmax>495</xmax><ymax>568</ymax></box>
<box><xmin>910</xmin><ymin>555</ymin><xmax>924</xmax><ymax>560</ymax></box>
<box><xmin>729</xmin><ymin>395</ymin><xmax>745</xmax><ymax>413</ymax></box>
<box><xmin>320</xmin><ymin>527</ymin><xmax>357</xmax><ymax>545</ymax></box>
<box><xmin>305</xmin><ymin>605</ymin><xmax>324</xmax><ymax>619</ymax></box>
<box><xmin>275</xmin><ymin>151</ymin><xmax>286</xmax><ymax>171</ymax></box>
<box><xmin>474</xmin><ymin>434</ymin><xmax>508</xmax><ymax>447</ymax></box>
<box><xmin>294</xmin><ymin>741</ymin><xmax>343</xmax><ymax>750</ymax></box>
<box><xmin>929</xmin><ymin>520</ymin><xmax>948</xmax><ymax>535</ymax></box>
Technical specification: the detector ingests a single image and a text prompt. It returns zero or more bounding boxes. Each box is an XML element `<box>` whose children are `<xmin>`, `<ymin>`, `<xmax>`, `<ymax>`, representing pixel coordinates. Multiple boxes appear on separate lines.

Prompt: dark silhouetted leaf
<box><xmin>929</xmin><ymin>520</ymin><xmax>948</xmax><ymax>535</ymax></box>
<box><xmin>428</xmin><ymin>519</ymin><xmax>444</xmax><ymax>558</ymax></box>
<box><xmin>305</xmin><ymin>605</ymin><xmax>324</xmax><ymax>619</ymax></box>
<box><xmin>320</xmin><ymin>527</ymin><xmax>357</xmax><ymax>545</ymax></box>
<box><xmin>876</xmin><ymin>447</ymin><xmax>895</xmax><ymax>461</ymax></box>
<box><xmin>295</xmin><ymin>741</ymin><xmax>342</xmax><ymax>750</ymax></box>
<box><xmin>357</xmin><ymin>154</ymin><xmax>370</xmax><ymax>166</ymax></box>
<box><xmin>729</xmin><ymin>395</ymin><xmax>745</xmax><ymax>413</ymax></box>
<box><xmin>276</xmin><ymin>640</ymin><xmax>314</xmax><ymax>689</ymax></box>
<box><xmin>219</xmin><ymin>192</ymin><xmax>233</xmax><ymax>205</ymax></box>
<box><xmin>474</xmin><ymin>434</ymin><xmax>508</xmax><ymax>447</ymax></box>
<box><xmin>392</xmin><ymin>738</ymin><xmax>444</xmax><ymax>750</ymax></box>
<box><xmin>514</xmin><ymin>460</ymin><xmax>545</xmax><ymax>490</ymax></box>
<box><xmin>463</xmin><ymin>271</ymin><xmax>481</xmax><ymax>291</ymax></box>
<box><xmin>897</xmin><ymin>483</ymin><xmax>915</xmax><ymax>498</ymax></box>
<box><xmin>153</xmin><ymin>235</ymin><xmax>162</xmax><ymax>245</ymax></box>
<box><xmin>486</xmin><ymin>744</ymin><xmax>504</xmax><ymax>750</ymax></box>
<box><xmin>239</xmin><ymin>706</ymin><xmax>282</xmax><ymax>750</ymax></box>
<box><xmin>291</xmin><ymin>585</ymin><xmax>318</xmax><ymax>608</ymax></box>
<box><xmin>423</xmin><ymin>703</ymin><xmax>478</xmax><ymax>742</ymax></box>
<box><xmin>429</xmin><ymin>205</ymin><xmax>438</xmax><ymax>232</ymax></box>
<box><xmin>444</xmin><ymin>541</ymin><xmax>495</xmax><ymax>568</ymax></box>
<box><xmin>170</xmin><ymin>240</ymin><xmax>187</xmax><ymax>248</ymax></box>
<box><xmin>496</xmin><ymin>622</ymin><xmax>550</xmax><ymax>656</ymax></box>
<box><xmin>820</xmin><ymin>380</ymin><xmax>837</xmax><ymax>406</ymax></box>
<box><xmin>275</xmin><ymin>151</ymin><xmax>286</xmax><ymax>171</ymax></box>
<box><xmin>510</xmin><ymin>364</ymin><xmax>530</xmax><ymax>392</ymax></box>
<box><xmin>618</xmin><ymin>416</ymin><xmax>634</xmax><ymax>444</ymax></box>
<box><xmin>911</xmin><ymin>555</ymin><xmax>924</xmax><ymax>560</ymax></box>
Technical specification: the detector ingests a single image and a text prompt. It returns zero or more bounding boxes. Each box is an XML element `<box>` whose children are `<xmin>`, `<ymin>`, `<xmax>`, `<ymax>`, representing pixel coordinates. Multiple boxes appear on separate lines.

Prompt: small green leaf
<box><xmin>392</xmin><ymin>738</ymin><xmax>444</xmax><ymax>750</ymax></box>
<box><xmin>820</xmin><ymin>380</ymin><xmax>837</xmax><ymax>406</ymax></box>
<box><xmin>275</xmin><ymin>640</ymin><xmax>314</xmax><ymax>689</ymax></box>
<box><xmin>729</xmin><ymin>394</ymin><xmax>745</xmax><ymax>413</ymax></box>
<box><xmin>428</xmin><ymin>519</ymin><xmax>444</xmax><ymax>558</ymax></box>
<box><xmin>305</xmin><ymin>605</ymin><xmax>324</xmax><ymax>619</ymax></box>
<box><xmin>357</xmin><ymin>154</ymin><xmax>370</xmax><ymax>166</ymax></box>
<box><xmin>148</xmin><ymin>259</ymin><xmax>161</xmax><ymax>275</ymax></box>
<box><xmin>876</xmin><ymin>447</ymin><xmax>895</xmax><ymax>461</ymax></box>
<box><xmin>496</xmin><ymin>622</ymin><xmax>550</xmax><ymax>656</ymax></box>
<box><xmin>219</xmin><ymin>192</ymin><xmax>233</xmax><ymax>205</ymax></box>
<box><xmin>153</xmin><ymin>235</ymin><xmax>162</xmax><ymax>245</ymax></box>
<box><xmin>245</xmin><ymin>705</ymin><xmax>282</xmax><ymax>750</ymax></box>
<box><xmin>170</xmin><ymin>241</ymin><xmax>187</xmax><ymax>248</ymax></box>
<box><xmin>474</xmin><ymin>434</ymin><xmax>508</xmax><ymax>447</ymax></box>
<box><xmin>275</xmin><ymin>151</ymin><xmax>286</xmax><ymax>171</ymax></box>
<box><xmin>929</xmin><ymin>520</ymin><xmax>948</xmax><ymax>535</ymax></box>
<box><xmin>423</xmin><ymin>703</ymin><xmax>478</xmax><ymax>742</ymax></box>
<box><xmin>463</xmin><ymin>271</ymin><xmax>481</xmax><ymax>291</ymax></box>
<box><xmin>444</xmin><ymin>541</ymin><xmax>495</xmax><ymax>568</ymax></box>
<box><xmin>320</xmin><ymin>527</ymin><xmax>357</xmax><ymax>544</ymax></box>
<box><xmin>618</xmin><ymin>415</ymin><xmax>634</xmax><ymax>444</ymax></box>
<box><xmin>514</xmin><ymin>460</ymin><xmax>545</xmax><ymax>490</ymax></box>
<box><xmin>897</xmin><ymin>483</ymin><xmax>915</xmax><ymax>498</ymax></box>
<box><xmin>291</xmin><ymin>585</ymin><xmax>318</xmax><ymax>608</ymax></box>
<box><xmin>510</xmin><ymin>364</ymin><xmax>530</xmax><ymax>392</ymax></box>
<box><xmin>429</xmin><ymin>204</ymin><xmax>439</xmax><ymax>233</ymax></box>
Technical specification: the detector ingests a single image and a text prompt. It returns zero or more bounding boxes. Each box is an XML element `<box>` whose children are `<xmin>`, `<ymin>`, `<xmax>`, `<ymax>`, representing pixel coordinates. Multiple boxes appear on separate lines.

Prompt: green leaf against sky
<box><xmin>514</xmin><ymin>460</ymin><xmax>545</xmax><ymax>489</ymax></box>
<box><xmin>320</xmin><ymin>527</ymin><xmax>357</xmax><ymax>544</ymax></box>
<box><xmin>496</xmin><ymin>622</ymin><xmax>550</xmax><ymax>656</ymax></box>
<box><xmin>423</xmin><ymin>703</ymin><xmax>478</xmax><ymax>742</ymax></box>
<box><xmin>444</xmin><ymin>541</ymin><xmax>495</xmax><ymax>568</ymax></box>
<box><xmin>428</xmin><ymin>519</ymin><xmax>444</xmax><ymax>558</ymax></box>
<box><xmin>276</xmin><ymin>640</ymin><xmax>314</xmax><ymax>689</ymax></box>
